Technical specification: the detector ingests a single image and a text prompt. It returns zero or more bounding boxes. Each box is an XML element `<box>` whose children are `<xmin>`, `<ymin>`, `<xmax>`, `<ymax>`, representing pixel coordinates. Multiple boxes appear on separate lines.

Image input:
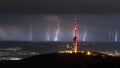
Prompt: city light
<box><xmin>86</xmin><ymin>51</ymin><xmax>92</xmax><ymax>56</ymax></box>
<box><xmin>0</xmin><ymin>57</ymin><xmax>22</xmax><ymax>61</ymax></box>
<box><xmin>58</xmin><ymin>50</ymin><xmax>73</xmax><ymax>54</ymax></box>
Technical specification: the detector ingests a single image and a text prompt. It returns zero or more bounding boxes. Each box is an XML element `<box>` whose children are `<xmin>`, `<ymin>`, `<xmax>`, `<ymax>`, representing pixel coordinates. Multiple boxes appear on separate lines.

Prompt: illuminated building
<box><xmin>73</xmin><ymin>16</ymin><xmax>78</xmax><ymax>53</ymax></box>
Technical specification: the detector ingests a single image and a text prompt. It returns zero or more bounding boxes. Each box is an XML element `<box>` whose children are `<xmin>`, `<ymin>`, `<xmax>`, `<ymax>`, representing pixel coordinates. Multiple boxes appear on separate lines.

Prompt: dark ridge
<box><xmin>0</xmin><ymin>52</ymin><xmax>120</xmax><ymax>68</ymax></box>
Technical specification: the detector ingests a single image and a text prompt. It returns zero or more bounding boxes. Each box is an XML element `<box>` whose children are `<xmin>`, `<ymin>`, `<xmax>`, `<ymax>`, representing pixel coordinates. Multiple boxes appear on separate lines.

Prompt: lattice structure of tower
<box><xmin>73</xmin><ymin>16</ymin><xmax>78</xmax><ymax>53</ymax></box>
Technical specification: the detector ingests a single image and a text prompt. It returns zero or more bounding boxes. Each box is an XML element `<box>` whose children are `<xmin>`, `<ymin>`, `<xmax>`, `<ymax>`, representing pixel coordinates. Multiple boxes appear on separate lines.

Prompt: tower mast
<box><xmin>73</xmin><ymin>16</ymin><xmax>78</xmax><ymax>53</ymax></box>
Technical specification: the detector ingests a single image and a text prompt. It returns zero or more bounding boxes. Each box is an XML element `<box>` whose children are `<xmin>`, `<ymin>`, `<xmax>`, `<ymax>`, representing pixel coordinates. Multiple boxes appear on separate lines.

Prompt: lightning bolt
<box><xmin>29</xmin><ymin>24</ymin><xmax>32</xmax><ymax>41</ymax></box>
<box><xmin>54</xmin><ymin>22</ymin><xmax>60</xmax><ymax>41</ymax></box>
<box><xmin>46</xmin><ymin>27</ymin><xmax>50</xmax><ymax>41</ymax></box>
<box><xmin>115</xmin><ymin>29</ymin><xmax>118</xmax><ymax>42</ymax></box>
<box><xmin>82</xmin><ymin>26</ymin><xmax>86</xmax><ymax>42</ymax></box>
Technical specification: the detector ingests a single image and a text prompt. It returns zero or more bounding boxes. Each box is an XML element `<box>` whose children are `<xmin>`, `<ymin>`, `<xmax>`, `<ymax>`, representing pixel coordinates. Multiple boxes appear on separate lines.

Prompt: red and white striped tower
<box><xmin>73</xmin><ymin>16</ymin><xmax>78</xmax><ymax>53</ymax></box>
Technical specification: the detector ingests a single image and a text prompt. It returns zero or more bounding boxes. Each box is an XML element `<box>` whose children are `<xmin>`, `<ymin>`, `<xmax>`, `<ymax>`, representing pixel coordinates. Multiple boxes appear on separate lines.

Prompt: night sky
<box><xmin>0</xmin><ymin>0</ymin><xmax>120</xmax><ymax>42</ymax></box>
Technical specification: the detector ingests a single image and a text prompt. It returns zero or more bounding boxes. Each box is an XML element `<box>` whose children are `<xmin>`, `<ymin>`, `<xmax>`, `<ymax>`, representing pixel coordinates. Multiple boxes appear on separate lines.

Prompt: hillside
<box><xmin>0</xmin><ymin>52</ymin><xmax>120</xmax><ymax>68</ymax></box>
